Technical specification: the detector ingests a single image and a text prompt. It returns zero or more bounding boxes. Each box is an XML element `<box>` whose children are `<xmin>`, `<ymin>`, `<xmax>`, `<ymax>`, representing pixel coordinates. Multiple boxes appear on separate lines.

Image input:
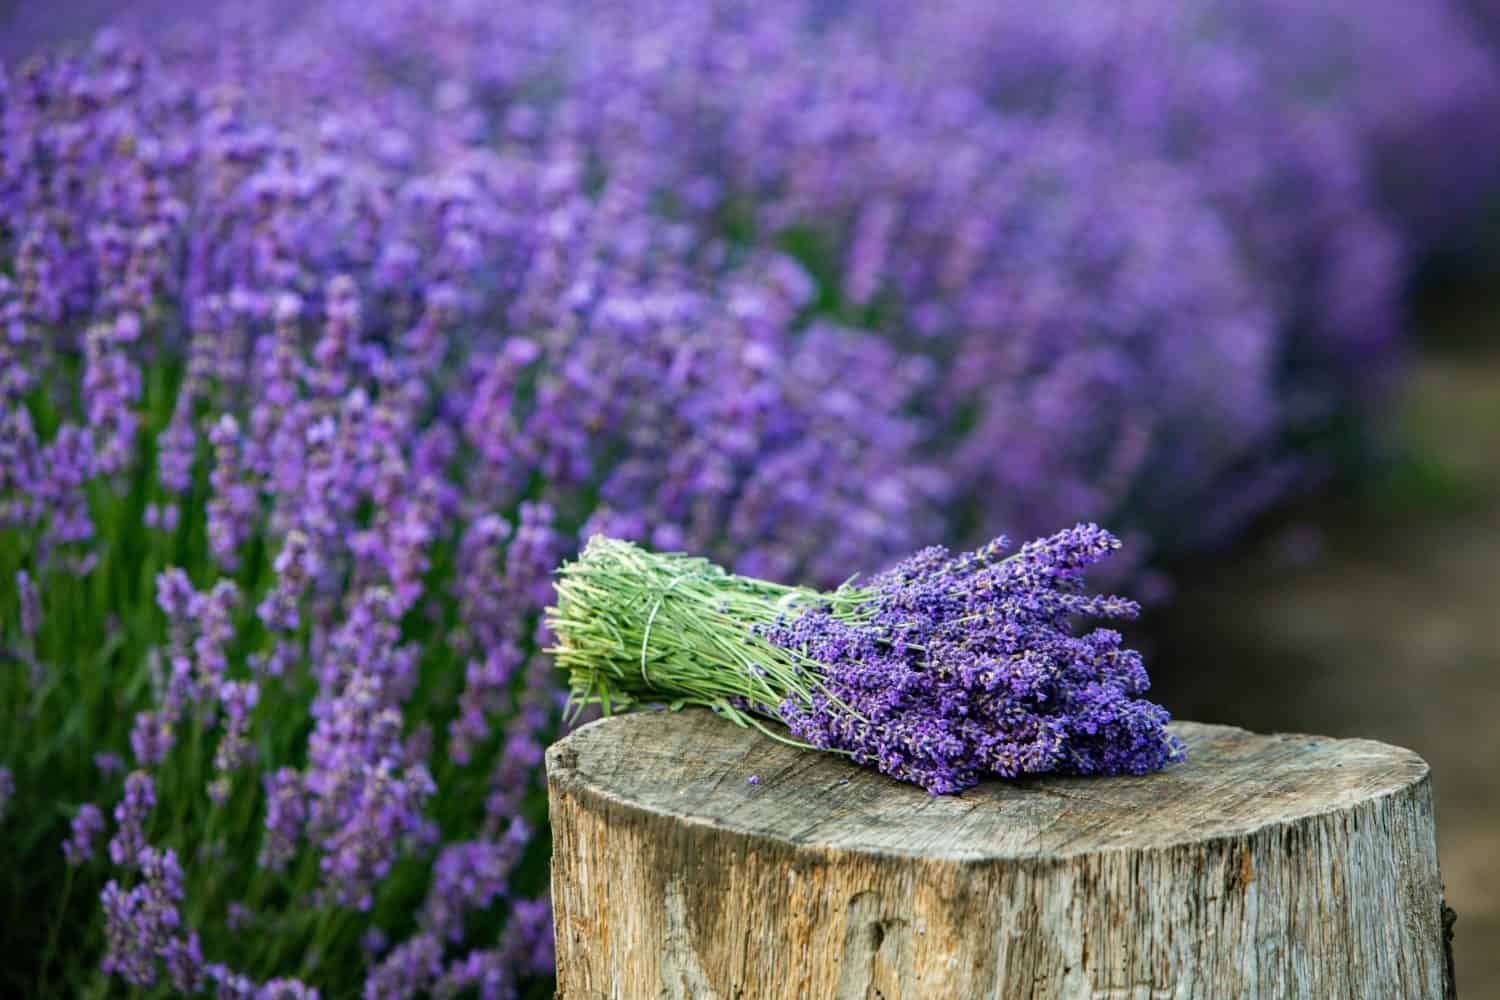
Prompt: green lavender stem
<box><xmin>547</xmin><ymin>536</ymin><xmax>870</xmax><ymax>733</ymax></box>
<box><xmin>38</xmin><ymin>864</ymin><xmax>75</xmax><ymax>993</ymax></box>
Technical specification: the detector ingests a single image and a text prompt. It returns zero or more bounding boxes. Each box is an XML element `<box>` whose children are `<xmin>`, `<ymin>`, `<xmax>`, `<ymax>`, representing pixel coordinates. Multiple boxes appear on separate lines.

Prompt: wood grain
<box><xmin>548</xmin><ymin>709</ymin><xmax>1449</xmax><ymax>998</ymax></box>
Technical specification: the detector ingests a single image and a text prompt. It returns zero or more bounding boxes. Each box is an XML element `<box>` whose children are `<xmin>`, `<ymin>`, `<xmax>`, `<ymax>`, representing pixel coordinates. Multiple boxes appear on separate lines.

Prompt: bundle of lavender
<box><xmin>548</xmin><ymin>526</ymin><xmax>1184</xmax><ymax>794</ymax></box>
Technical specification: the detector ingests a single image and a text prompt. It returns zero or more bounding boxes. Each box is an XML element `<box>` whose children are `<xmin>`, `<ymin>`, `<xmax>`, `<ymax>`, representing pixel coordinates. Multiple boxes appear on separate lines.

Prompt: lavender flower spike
<box><xmin>549</xmin><ymin>528</ymin><xmax>1184</xmax><ymax>795</ymax></box>
<box><xmin>64</xmin><ymin>803</ymin><xmax>106</xmax><ymax>865</ymax></box>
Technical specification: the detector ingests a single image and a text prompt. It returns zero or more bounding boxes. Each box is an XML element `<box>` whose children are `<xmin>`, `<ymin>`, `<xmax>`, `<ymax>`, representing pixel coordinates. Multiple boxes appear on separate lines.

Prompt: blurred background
<box><xmin>1149</xmin><ymin>284</ymin><xmax>1500</xmax><ymax>989</ymax></box>
<box><xmin>4</xmin><ymin>0</ymin><xmax>1500</xmax><ymax>991</ymax></box>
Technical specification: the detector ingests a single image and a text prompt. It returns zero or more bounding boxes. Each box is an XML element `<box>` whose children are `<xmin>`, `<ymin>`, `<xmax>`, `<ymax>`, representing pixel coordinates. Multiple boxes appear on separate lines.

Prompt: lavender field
<box><xmin>2</xmin><ymin>1</ymin><xmax>1497</xmax><ymax>995</ymax></box>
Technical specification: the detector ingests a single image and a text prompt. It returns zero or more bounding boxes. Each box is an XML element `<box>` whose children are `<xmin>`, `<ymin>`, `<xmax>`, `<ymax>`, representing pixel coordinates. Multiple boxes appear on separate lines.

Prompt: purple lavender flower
<box><xmin>64</xmin><ymin>803</ymin><xmax>107</xmax><ymax>865</ymax></box>
<box><xmin>0</xmin><ymin>403</ymin><xmax>43</xmax><ymax>531</ymax></box>
<box><xmin>101</xmin><ymin>846</ymin><xmax>195</xmax><ymax>989</ymax></box>
<box><xmin>482</xmin><ymin>656</ymin><xmax>553</xmax><ymax>829</ymax></box>
<box><xmin>361</xmin><ymin>928</ymin><xmax>389</xmax><ymax>958</ymax></box>
<box><xmin>195</xmin><ymin>580</ymin><xmax>242</xmax><ymax>697</ymax></box>
<box><xmin>260</xmin><ymin>768</ymin><xmax>306</xmax><ymax>873</ymax></box>
<box><xmin>37</xmin><ymin>425</ymin><xmax>96</xmax><ymax>553</ymax></box>
<box><xmin>303</xmin><ymin>587</ymin><xmax>436</xmax><ymax>910</ymax></box>
<box><xmin>82</xmin><ymin>313</ymin><xmax>144</xmax><ymax>477</ymax></box>
<box><xmin>157</xmin><ymin>400</ymin><xmax>198</xmax><ymax>497</ymax></box>
<box><xmin>206</xmin><ymin>965</ymin><xmax>258</xmax><ymax>999</ymax></box>
<box><xmin>311</xmin><ymin>275</ymin><xmax>363</xmax><ymax>398</ymax></box>
<box><xmin>129</xmin><ymin>710</ymin><xmax>176</xmax><ymax>768</ymax></box>
<box><xmin>763</xmin><ymin>525</ymin><xmax>1183</xmax><ymax>793</ymax></box>
<box><xmin>207</xmin><ymin>416</ymin><xmax>257</xmax><ymax>571</ymax></box>
<box><xmin>109</xmin><ymin>771</ymin><xmax>156</xmax><ymax>868</ymax></box>
<box><xmin>144</xmin><ymin>502</ymin><xmax>181</xmax><ymax>533</ymax></box>
<box><xmin>258</xmin><ymin>530</ymin><xmax>318</xmax><ymax>633</ymax></box>
<box><xmin>429</xmin><ymin>895</ymin><xmax>555</xmax><ymax>998</ymax></box>
<box><xmin>258</xmin><ymin>978</ymin><xmax>322</xmax><ymax>999</ymax></box>
<box><xmin>226</xmin><ymin>902</ymin><xmax>254</xmax><ymax>932</ymax></box>
<box><xmin>100</xmin><ymin>882</ymin><xmax>158</xmax><ymax>988</ymax></box>
<box><xmin>0</xmin><ymin>767</ymin><xmax>13</xmax><ymax>823</ymax></box>
<box><xmin>161</xmin><ymin>928</ymin><xmax>207</xmax><ymax>994</ymax></box>
<box><xmin>211</xmin><ymin>679</ymin><xmax>260</xmax><ymax>802</ymax></box>
<box><xmin>364</xmin><ymin>933</ymin><xmax>444</xmax><ymax>999</ymax></box>
<box><xmin>419</xmin><ymin>818</ymin><xmax>530</xmax><ymax>942</ymax></box>
<box><xmin>15</xmin><ymin>569</ymin><xmax>40</xmax><ymax>640</ymax></box>
<box><xmin>449</xmin><ymin>643</ymin><xmax>523</xmax><ymax>767</ymax></box>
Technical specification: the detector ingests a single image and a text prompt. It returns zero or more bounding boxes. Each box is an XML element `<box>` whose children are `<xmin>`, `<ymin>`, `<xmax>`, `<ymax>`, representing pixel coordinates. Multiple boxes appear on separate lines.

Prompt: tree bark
<box><xmin>547</xmin><ymin>709</ymin><xmax>1450</xmax><ymax>999</ymax></box>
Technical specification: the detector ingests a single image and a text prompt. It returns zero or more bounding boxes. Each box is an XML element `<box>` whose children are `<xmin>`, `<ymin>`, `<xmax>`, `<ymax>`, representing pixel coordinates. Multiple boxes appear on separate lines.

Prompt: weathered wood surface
<box><xmin>548</xmin><ymin>709</ymin><xmax>1449</xmax><ymax>999</ymax></box>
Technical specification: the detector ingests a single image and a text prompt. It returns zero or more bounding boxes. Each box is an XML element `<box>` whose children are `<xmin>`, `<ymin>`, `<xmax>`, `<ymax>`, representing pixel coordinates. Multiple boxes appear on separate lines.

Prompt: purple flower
<box><xmin>157</xmin><ymin>400</ymin><xmax>198</xmax><ymax>497</ymax></box>
<box><xmin>82</xmin><ymin>313</ymin><xmax>144</xmax><ymax>477</ymax></box>
<box><xmin>257</xmin><ymin>530</ymin><xmax>317</xmax><ymax>633</ymax></box>
<box><xmin>207</xmin><ymin>964</ymin><xmax>259</xmax><ymax>999</ymax></box>
<box><xmin>109</xmin><ymin>772</ymin><xmax>156</xmax><ymax>868</ymax></box>
<box><xmin>64</xmin><ymin>803</ymin><xmax>107</xmax><ymax>865</ymax></box>
<box><xmin>156</xmin><ymin>569</ymin><xmax>200</xmax><ymax>636</ymax></box>
<box><xmin>226</xmin><ymin>902</ymin><xmax>254</xmax><ymax>932</ymax></box>
<box><xmin>364</xmin><ymin>933</ymin><xmax>443</xmax><ymax>999</ymax></box>
<box><xmin>37</xmin><ymin>425</ymin><xmax>96</xmax><ymax>553</ymax></box>
<box><xmin>303</xmin><ymin>588</ymin><xmax>436</xmax><ymax>910</ymax></box>
<box><xmin>212</xmin><ymin>680</ymin><xmax>261</xmax><ymax>798</ymax></box>
<box><xmin>260</xmin><ymin>768</ymin><xmax>306</xmax><ymax>873</ymax></box>
<box><xmin>258</xmin><ymin>978</ymin><xmax>322</xmax><ymax>999</ymax></box>
<box><xmin>144</xmin><ymin>502</ymin><xmax>181</xmax><ymax>533</ymax></box>
<box><xmin>195</xmin><ymin>580</ymin><xmax>241</xmax><ymax>696</ymax></box>
<box><xmin>207</xmin><ymin>416</ymin><xmax>257</xmax><ymax>571</ymax></box>
<box><xmin>16</xmin><ymin>569</ymin><xmax>40</xmax><ymax>639</ymax></box>
<box><xmin>129</xmin><ymin>711</ymin><xmax>175</xmax><ymax>768</ymax></box>
<box><xmin>429</xmin><ymin>895</ymin><xmax>555</xmax><ymax>998</ymax></box>
<box><xmin>420</xmin><ymin>819</ymin><xmax>530</xmax><ymax>942</ymax></box>
<box><xmin>764</xmin><ymin>525</ymin><xmax>1183</xmax><ymax>794</ymax></box>
<box><xmin>101</xmin><ymin>847</ymin><xmax>197</xmax><ymax>989</ymax></box>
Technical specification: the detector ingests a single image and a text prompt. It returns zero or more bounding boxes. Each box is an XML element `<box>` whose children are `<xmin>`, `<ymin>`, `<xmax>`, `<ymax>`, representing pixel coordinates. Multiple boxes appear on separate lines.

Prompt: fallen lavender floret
<box><xmin>548</xmin><ymin>526</ymin><xmax>1184</xmax><ymax>794</ymax></box>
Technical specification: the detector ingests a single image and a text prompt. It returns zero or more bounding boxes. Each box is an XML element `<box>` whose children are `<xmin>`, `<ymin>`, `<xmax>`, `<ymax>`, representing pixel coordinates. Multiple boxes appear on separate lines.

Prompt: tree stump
<box><xmin>547</xmin><ymin>710</ymin><xmax>1450</xmax><ymax>999</ymax></box>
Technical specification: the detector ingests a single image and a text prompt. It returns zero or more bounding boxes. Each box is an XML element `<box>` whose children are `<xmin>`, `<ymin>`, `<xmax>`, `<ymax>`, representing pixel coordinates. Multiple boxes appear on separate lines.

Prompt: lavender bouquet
<box><xmin>549</xmin><ymin>526</ymin><xmax>1183</xmax><ymax>795</ymax></box>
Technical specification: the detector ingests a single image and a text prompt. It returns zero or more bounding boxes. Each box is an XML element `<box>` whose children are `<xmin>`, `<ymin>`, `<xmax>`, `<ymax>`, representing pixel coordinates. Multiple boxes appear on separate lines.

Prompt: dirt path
<box><xmin>1151</xmin><ymin>338</ymin><xmax>1500</xmax><ymax>992</ymax></box>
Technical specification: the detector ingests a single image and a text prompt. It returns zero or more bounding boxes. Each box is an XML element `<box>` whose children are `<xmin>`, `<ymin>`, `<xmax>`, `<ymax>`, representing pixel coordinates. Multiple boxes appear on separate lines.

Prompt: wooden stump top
<box><xmin>546</xmin><ymin>708</ymin><xmax>1431</xmax><ymax>861</ymax></box>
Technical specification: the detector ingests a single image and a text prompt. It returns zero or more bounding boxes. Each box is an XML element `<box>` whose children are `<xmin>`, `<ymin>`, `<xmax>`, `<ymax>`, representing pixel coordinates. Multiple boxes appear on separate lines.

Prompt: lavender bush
<box><xmin>237</xmin><ymin>0</ymin><xmax>1415</xmax><ymax>559</ymax></box>
<box><xmin>1218</xmin><ymin>0</ymin><xmax>1500</xmax><ymax>248</ymax></box>
<box><xmin>0</xmin><ymin>31</ymin><xmax>936</xmax><ymax>995</ymax></box>
<box><xmin>77</xmin><ymin>0</ymin><xmax>1499</xmax><ymax>551</ymax></box>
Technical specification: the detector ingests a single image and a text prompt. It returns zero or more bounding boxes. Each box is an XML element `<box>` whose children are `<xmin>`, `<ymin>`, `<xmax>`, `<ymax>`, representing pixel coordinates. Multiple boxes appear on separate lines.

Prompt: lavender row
<box><xmin>240</xmin><ymin>0</ymin><xmax>1493</xmax><ymax>553</ymax></box>
<box><xmin>0</xmin><ymin>27</ymin><xmax>938</xmax><ymax>995</ymax></box>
